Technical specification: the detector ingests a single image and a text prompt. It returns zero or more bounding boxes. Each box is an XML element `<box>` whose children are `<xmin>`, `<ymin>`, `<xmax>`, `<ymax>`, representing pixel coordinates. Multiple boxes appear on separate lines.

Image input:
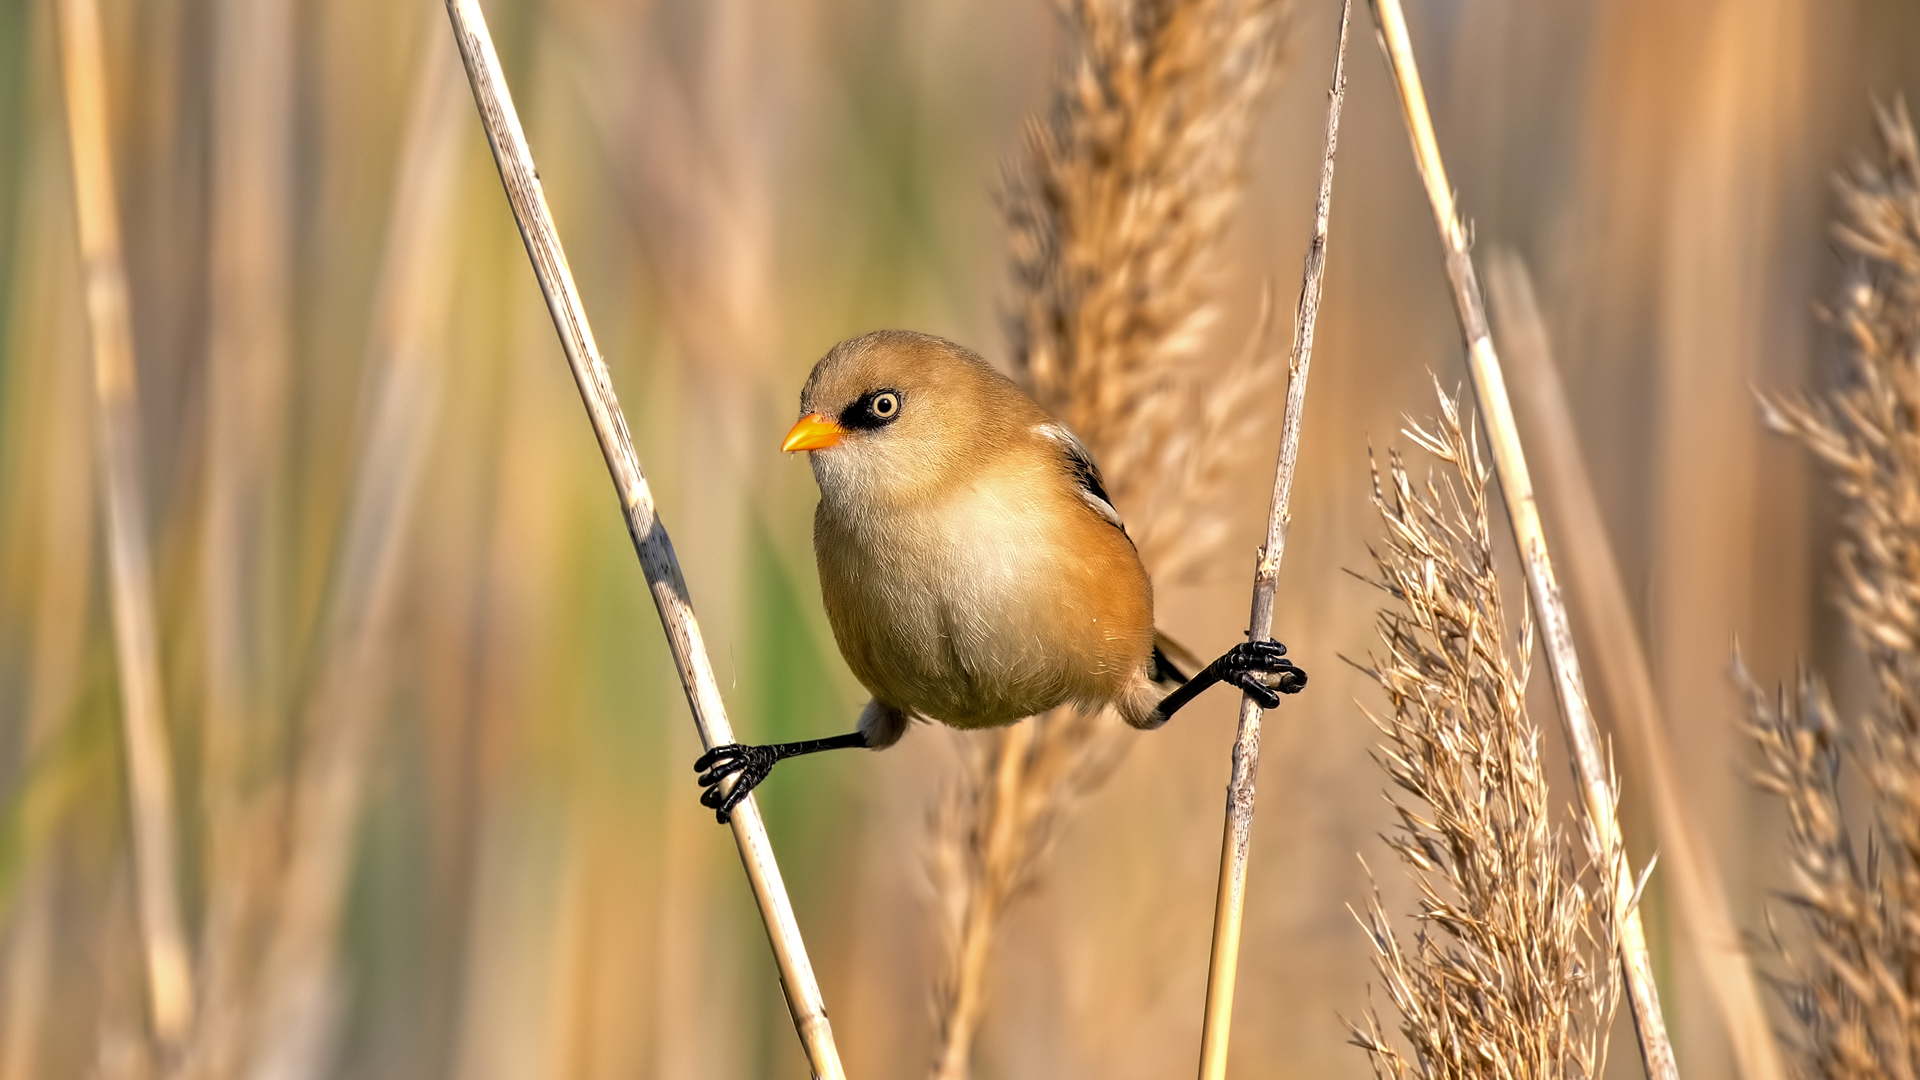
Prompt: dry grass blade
<box><xmin>928</xmin><ymin>0</ymin><xmax>1291</xmax><ymax>1074</ymax></box>
<box><xmin>1752</xmin><ymin>98</ymin><xmax>1920</xmax><ymax>1080</ymax></box>
<box><xmin>54</xmin><ymin>0</ymin><xmax>196</xmax><ymax>1046</ymax></box>
<box><xmin>1486</xmin><ymin>250</ymin><xmax>1785</xmax><ymax>1080</ymax></box>
<box><xmin>1349</xmin><ymin>387</ymin><xmax>1619</xmax><ymax>1080</ymax></box>
<box><xmin>1366</xmin><ymin>3</ymin><xmax>1676</xmax><ymax>1074</ymax></box>
<box><xmin>440</xmin><ymin>3</ymin><xmax>845</xmax><ymax>1077</ymax></box>
<box><xmin>1198</xmin><ymin>4</ymin><xmax>1348</xmax><ymax>1076</ymax></box>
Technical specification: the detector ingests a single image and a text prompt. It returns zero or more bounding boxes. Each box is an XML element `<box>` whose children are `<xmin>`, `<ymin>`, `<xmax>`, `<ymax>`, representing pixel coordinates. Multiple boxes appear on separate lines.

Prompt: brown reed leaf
<box><xmin>1348</xmin><ymin>387</ymin><xmax>1618</xmax><ymax>1080</ymax></box>
<box><xmin>926</xmin><ymin>0</ymin><xmax>1291</xmax><ymax>1074</ymax></box>
<box><xmin>1752</xmin><ymin>98</ymin><xmax>1920</xmax><ymax>1080</ymax></box>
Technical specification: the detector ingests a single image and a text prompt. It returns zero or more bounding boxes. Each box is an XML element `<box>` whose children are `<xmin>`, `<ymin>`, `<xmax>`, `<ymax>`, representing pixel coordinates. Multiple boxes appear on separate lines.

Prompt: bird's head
<box><xmin>786</xmin><ymin>330</ymin><xmax>1040</xmax><ymax>509</ymax></box>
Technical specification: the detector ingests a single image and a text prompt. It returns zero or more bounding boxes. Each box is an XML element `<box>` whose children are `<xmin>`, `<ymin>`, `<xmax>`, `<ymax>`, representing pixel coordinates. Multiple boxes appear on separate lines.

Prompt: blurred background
<box><xmin>2</xmin><ymin>0</ymin><xmax>1919</xmax><ymax>1077</ymax></box>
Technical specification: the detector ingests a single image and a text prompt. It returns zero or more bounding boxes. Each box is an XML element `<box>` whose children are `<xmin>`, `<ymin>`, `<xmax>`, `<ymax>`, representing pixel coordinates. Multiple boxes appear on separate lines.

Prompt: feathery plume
<box><xmin>927</xmin><ymin>0</ymin><xmax>1292</xmax><ymax>1075</ymax></box>
<box><xmin>1754</xmin><ymin>98</ymin><xmax>1920</xmax><ymax>1080</ymax></box>
<box><xmin>1349</xmin><ymin>388</ymin><xmax>1619</xmax><ymax>1080</ymax></box>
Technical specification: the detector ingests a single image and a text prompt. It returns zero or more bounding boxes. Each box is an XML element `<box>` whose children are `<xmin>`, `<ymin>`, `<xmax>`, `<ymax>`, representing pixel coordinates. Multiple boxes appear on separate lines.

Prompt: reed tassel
<box><xmin>439</xmin><ymin>3</ymin><xmax>845</xmax><ymax>1077</ymax></box>
<box><xmin>1753</xmin><ymin>98</ymin><xmax>1920</xmax><ymax>1080</ymax></box>
<box><xmin>1350</xmin><ymin>388</ymin><xmax>1620</xmax><ymax>1080</ymax></box>
<box><xmin>54</xmin><ymin>0</ymin><xmax>196</xmax><ymax>1046</ymax></box>
<box><xmin>929</xmin><ymin>0</ymin><xmax>1292</xmax><ymax>1071</ymax></box>
<box><xmin>1196</xmin><ymin>3</ymin><xmax>1348</xmax><ymax>1077</ymax></box>
<box><xmin>1365</xmin><ymin>3</ymin><xmax>1677</xmax><ymax>1075</ymax></box>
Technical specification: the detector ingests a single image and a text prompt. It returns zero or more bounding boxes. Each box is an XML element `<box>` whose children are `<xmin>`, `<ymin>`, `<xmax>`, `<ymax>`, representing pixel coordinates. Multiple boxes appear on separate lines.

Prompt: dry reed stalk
<box><xmin>441</xmin><ymin>3</ymin><xmax>846</xmax><ymax>1077</ymax></box>
<box><xmin>1485</xmin><ymin>251</ymin><xmax>1786</xmax><ymax>1080</ymax></box>
<box><xmin>1366</xmin><ymin>3</ymin><xmax>1677</xmax><ymax>1075</ymax></box>
<box><xmin>1197</xmin><ymin>4</ymin><xmax>1347</xmax><ymax>1077</ymax></box>
<box><xmin>927</xmin><ymin>0</ymin><xmax>1290</xmax><ymax>1073</ymax></box>
<box><xmin>53</xmin><ymin>0</ymin><xmax>196</xmax><ymax>1046</ymax></box>
<box><xmin>189</xmin><ymin>0</ymin><xmax>297</xmax><ymax>1071</ymax></box>
<box><xmin>1349</xmin><ymin>388</ymin><xmax>1619</xmax><ymax>1080</ymax></box>
<box><xmin>221</xmin><ymin>39</ymin><xmax>465</xmax><ymax>1080</ymax></box>
<box><xmin>1752</xmin><ymin>99</ymin><xmax>1920</xmax><ymax>1080</ymax></box>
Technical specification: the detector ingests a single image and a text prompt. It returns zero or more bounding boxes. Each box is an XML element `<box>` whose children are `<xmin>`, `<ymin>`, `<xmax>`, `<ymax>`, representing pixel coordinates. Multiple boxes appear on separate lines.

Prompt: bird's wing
<box><xmin>1033</xmin><ymin>421</ymin><xmax>1128</xmax><ymax>535</ymax></box>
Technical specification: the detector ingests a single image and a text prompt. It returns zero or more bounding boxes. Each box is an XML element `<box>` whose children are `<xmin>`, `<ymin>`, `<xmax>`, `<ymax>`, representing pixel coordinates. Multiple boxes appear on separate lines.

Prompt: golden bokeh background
<box><xmin>2</xmin><ymin>1</ymin><xmax>1919</xmax><ymax>1077</ymax></box>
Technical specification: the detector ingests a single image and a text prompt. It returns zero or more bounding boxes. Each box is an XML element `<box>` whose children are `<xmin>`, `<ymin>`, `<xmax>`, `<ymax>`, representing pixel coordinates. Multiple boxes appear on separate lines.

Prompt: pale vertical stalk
<box><xmin>237</xmin><ymin>38</ymin><xmax>466</xmax><ymax>1080</ymax></box>
<box><xmin>1196</xmin><ymin>5</ymin><xmax>1348</xmax><ymax>1079</ymax></box>
<box><xmin>54</xmin><ymin>0</ymin><xmax>196</xmax><ymax>1047</ymax></box>
<box><xmin>1649</xmin><ymin>10</ymin><xmax>1808</xmax><ymax>1074</ymax></box>
<box><xmin>195</xmin><ymin>0</ymin><xmax>295</xmax><ymax>1068</ymax></box>
<box><xmin>440</xmin><ymin>4</ymin><xmax>846</xmax><ymax>1078</ymax></box>
<box><xmin>1366</xmin><ymin>3</ymin><xmax>1678</xmax><ymax>1076</ymax></box>
<box><xmin>1486</xmin><ymin>251</ymin><xmax>1785</xmax><ymax>1080</ymax></box>
<box><xmin>201</xmin><ymin>0</ymin><xmax>294</xmax><ymax>837</ymax></box>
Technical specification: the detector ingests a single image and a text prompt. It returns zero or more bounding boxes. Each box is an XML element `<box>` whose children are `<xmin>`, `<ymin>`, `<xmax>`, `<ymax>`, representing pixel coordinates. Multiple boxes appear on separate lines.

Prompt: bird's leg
<box><xmin>1154</xmin><ymin>639</ymin><xmax>1307</xmax><ymax>721</ymax></box>
<box><xmin>694</xmin><ymin>731</ymin><xmax>870</xmax><ymax>823</ymax></box>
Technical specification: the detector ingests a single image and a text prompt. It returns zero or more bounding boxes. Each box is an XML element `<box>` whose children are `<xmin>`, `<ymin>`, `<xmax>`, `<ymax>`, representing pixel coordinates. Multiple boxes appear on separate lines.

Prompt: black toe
<box><xmin>694</xmin><ymin>743</ymin><xmax>746</xmax><ymax>773</ymax></box>
<box><xmin>694</xmin><ymin>743</ymin><xmax>778</xmax><ymax>823</ymax></box>
<box><xmin>1232</xmin><ymin>671</ymin><xmax>1283</xmax><ymax>709</ymax></box>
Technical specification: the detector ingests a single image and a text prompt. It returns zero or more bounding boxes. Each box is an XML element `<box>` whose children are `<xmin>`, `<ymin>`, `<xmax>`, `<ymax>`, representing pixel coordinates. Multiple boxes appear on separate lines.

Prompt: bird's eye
<box><xmin>868</xmin><ymin>391</ymin><xmax>901</xmax><ymax>421</ymax></box>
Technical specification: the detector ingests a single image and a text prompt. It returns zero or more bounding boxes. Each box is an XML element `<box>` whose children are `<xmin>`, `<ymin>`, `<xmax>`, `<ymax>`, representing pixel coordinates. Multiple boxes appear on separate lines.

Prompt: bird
<box><xmin>695</xmin><ymin>329</ymin><xmax>1305</xmax><ymax>821</ymax></box>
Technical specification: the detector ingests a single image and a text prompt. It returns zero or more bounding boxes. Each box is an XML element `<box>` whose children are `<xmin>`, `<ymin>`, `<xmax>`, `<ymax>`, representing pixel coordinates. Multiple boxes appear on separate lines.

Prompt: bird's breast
<box><xmin>814</xmin><ymin>465</ymin><xmax>1152</xmax><ymax>729</ymax></box>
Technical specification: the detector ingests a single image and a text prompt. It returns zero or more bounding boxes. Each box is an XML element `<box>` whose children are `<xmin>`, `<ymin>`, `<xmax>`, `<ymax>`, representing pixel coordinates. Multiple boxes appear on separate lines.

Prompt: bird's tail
<box><xmin>1150</xmin><ymin>629</ymin><xmax>1204</xmax><ymax>686</ymax></box>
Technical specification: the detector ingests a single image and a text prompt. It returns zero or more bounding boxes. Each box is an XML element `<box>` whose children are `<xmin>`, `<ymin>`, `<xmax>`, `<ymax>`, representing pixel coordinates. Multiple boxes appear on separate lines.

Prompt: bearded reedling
<box><xmin>695</xmin><ymin>331</ymin><xmax>1306</xmax><ymax>821</ymax></box>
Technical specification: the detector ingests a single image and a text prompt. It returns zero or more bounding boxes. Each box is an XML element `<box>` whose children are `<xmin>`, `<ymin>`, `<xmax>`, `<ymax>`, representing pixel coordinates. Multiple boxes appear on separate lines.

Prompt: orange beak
<box><xmin>782</xmin><ymin>413</ymin><xmax>847</xmax><ymax>452</ymax></box>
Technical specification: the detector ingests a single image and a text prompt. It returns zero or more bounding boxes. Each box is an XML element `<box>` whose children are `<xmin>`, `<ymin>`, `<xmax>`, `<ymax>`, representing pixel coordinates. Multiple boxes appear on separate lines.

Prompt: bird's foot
<box><xmin>694</xmin><ymin>743</ymin><xmax>778</xmax><ymax>823</ymax></box>
<box><xmin>1217</xmin><ymin>640</ymin><xmax>1307</xmax><ymax>709</ymax></box>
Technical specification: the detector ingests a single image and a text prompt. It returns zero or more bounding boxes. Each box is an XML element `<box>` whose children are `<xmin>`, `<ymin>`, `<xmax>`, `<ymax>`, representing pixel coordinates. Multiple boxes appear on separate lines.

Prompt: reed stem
<box><xmin>1366</xmin><ymin>2</ymin><xmax>1678</xmax><ymax>1075</ymax></box>
<box><xmin>1196</xmin><ymin>4</ymin><xmax>1349</xmax><ymax>1077</ymax></box>
<box><xmin>1487</xmin><ymin>251</ymin><xmax>1783</xmax><ymax>1080</ymax></box>
<box><xmin>439</xmin><ymin>3</ymin><xmax>845</xmax><ymax>1077</ymax></box>
<box><xmin>54</xmin><ymin>0</ymin><xmax>196</xmax><ymax>1047</ymax></box>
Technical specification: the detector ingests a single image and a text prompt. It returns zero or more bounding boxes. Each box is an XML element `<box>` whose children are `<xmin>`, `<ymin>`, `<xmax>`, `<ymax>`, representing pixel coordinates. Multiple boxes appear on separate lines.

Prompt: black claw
<box><xmin>1220</xmin><ymin>639</ymin><xmax>1307</xmax><ymax>702</ymax></box>
<box><xmin>693</xmin><ymin>743</ymin><xmax>745</xmax><ymax>773</ymax></box>
<box><xmin>694</xmin><ymin>742</ymin><xmax>778</xmax><ymax>824</ymax></box>
<box><xmin>1154</xmin><ymin>638</ymin><xmax>1309</xmax><ymax>723</ymax></box>
<box><xmin>1232</xmin><ymin>670</ymin><xmax>1282</xmax><ymax>709</ymax></box>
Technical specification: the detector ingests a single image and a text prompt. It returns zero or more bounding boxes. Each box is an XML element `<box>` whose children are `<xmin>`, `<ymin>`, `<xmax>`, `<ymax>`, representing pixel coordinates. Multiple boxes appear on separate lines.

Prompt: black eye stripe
<box><xmin>839</xmin><ymin>388</ymin><xmax>905</xmax><ymax>430</ymax></box>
